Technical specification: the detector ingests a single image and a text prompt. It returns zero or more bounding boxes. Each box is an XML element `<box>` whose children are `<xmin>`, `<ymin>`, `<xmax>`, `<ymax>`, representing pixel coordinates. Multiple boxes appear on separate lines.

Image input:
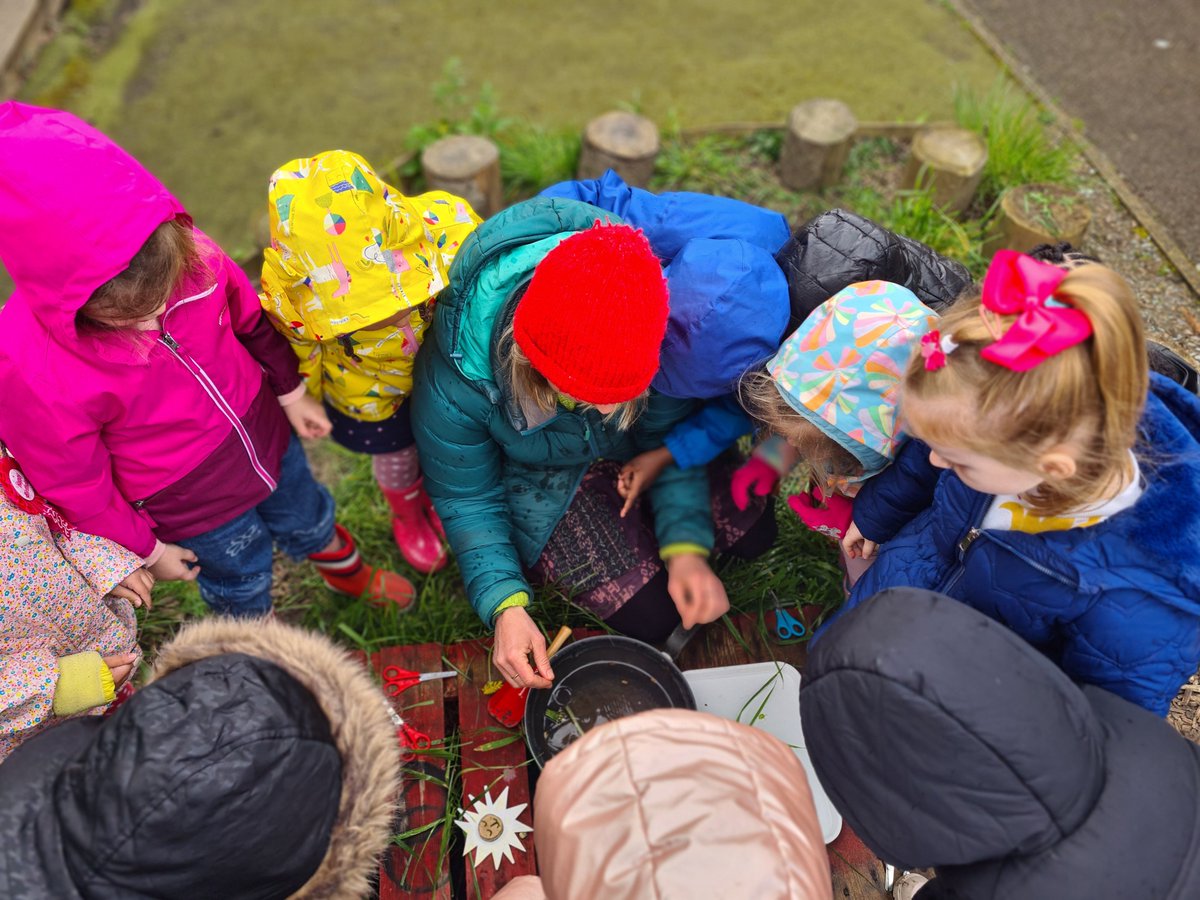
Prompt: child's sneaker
<box><xmin>309</xmin><ymin>524</ymin><xmax>416</xmax><ymax>611</ymax></box>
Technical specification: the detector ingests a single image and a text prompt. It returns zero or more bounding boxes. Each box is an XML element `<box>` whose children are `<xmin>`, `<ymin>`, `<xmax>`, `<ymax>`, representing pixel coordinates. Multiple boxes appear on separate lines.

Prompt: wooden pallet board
<box><xmin>447</xmin><ymin>638</ymin><xmax>538</xmax><ymax>899</ymax></box>
<box><xmin>366</xmin><ymin>615</ymin><xmax>887</xmax><ymax>899</ymax></box>
<box><xmin>377</xmin><ymin>642</ymin><xmax>452</xmax><ymax>900</ymax></box>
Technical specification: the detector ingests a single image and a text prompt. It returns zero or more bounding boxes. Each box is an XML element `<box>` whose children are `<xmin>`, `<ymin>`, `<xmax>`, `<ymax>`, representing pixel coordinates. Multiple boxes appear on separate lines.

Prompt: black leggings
<box><xmin>603</xmin><ymin>504</ymin><xmax>779</xmax><ymax>644</ymax></box>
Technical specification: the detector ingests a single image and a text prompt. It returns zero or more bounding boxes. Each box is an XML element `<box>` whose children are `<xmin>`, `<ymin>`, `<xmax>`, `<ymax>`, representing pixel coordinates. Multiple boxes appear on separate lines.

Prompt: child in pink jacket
<box><xmin>0</xmin><ymin>103</ymin><xmax>411</xmax><ymax>616</ymax></box>
<box><xmin>0</xmin><ymin>444</ymin><xmax>149</xmax><ymax>761</ymax></box>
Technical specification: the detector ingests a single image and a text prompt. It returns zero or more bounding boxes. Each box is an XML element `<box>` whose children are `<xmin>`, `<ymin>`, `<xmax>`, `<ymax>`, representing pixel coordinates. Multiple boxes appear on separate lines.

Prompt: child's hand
<box><xmin>788</xmin><ymin>485</ymin><xmax>854</xmax><ymax>540</ymax></box>
<box><xmin>147</xmin><ymin>544</ymin><xmax>200</xmax><ymax>582</ymax></box>
<box><xmin>731</xmin><ymin>455</ymin><xmax>781</xmax><ymax>510</ymax></box>
<box><xmin>617</xmin><ymin>447</ymin><xmax>673</xmax><ymax>517</ymax></box>
<box><xmin>841</xmin><ymin>521</ymin><xmax>878</xmax><ymax>560</ymax></box>
<box><xmin>284</xmin><ymin>393</ymin><xmax>332</xmax><ymax>439</ymax></box>
<box><xmin>108</xmin><ymin>568</ymin><xmax>155</xmax><ymax>609</ymax></box>
<box><xmin>102</xmin><ymin>652</ymin><xmax>138</xmax><ymax>688</ymax></box>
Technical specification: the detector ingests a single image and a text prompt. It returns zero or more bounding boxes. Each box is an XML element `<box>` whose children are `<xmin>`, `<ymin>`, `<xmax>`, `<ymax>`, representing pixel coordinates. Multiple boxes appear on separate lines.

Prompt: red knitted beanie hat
<box><xmin>513</xmin><ymin>222</ymin><xmax>668</xmax><ymax>405</ymax></box>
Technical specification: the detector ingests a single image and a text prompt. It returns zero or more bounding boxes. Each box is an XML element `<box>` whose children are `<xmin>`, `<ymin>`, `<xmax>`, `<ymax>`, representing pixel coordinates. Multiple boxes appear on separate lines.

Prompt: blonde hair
<box><xmin>739</xmin><ymin>368</ymin><xmax>863</xmax><ymax>486</ymax></box>
<box><xmin>903</xmin><ymin>264</ymin><xmax>1147</xmax><ymax>515</ymax></box>
<box><xmin>80</xmin><ymin>218</ymin><xmax>200</xmax><ymax>330</ymax></box>
<box><xmin>499</xmin><ymin>320</ymin><xmax>645</xmax><ymax>431</ymax></box>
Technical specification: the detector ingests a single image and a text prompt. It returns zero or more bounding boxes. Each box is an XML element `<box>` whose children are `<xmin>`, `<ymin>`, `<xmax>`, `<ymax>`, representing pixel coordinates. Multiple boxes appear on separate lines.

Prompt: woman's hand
<box><xmin>841</xmin><ymin>520</ymin><xmax>878</xmax><ymax>560</ymax></box>
<box><xmin>665</xmin><ymin>553</ymin><xmax>729</xmax><ymax>629</ymax></box>
<box><xmin>493</xmin><ymin>606</ymin><xmax>555</xmax><ymax>690</ymax></box>
<box><xmin>147</xmin><ymin>544</ymin><xmax>200</xmax><ymax>582</ymax></box>
<box><xmin>284</xmin><ymin>393</ymin><xmax>332</xmax><ymax>439</ymax></box>
<box><xmin>107</xmin><ymin>568</ymin><xmax>155</xmax><ymax>609</ymax></box>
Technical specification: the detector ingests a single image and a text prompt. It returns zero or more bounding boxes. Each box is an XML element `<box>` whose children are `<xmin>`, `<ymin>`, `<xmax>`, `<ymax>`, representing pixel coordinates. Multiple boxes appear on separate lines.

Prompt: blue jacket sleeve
<box><xmin>540</xmin><ymin>170</ymin><xmax>790</xmax><ymax>261</ymax></box>
<box><xmin>662</xmin><ymin>395</ymin><xmax>753</xmax><ymax>470</ymax></box>
<box><xmin>852</xmin><ymin>439</ymin><xmax>942</xmax><ymax>543</ymax></box>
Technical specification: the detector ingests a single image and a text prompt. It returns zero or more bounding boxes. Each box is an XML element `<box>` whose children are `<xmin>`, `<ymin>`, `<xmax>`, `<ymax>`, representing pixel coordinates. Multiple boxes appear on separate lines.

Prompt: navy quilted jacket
<box><xmin>836</xmin><ymin>374</ymin><xmax>1200</xmax><ymax>715</ymax></box>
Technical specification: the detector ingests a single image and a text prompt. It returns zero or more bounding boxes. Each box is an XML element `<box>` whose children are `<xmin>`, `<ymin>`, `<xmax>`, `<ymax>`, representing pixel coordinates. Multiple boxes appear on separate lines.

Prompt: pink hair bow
<box><xmin>979</xmin><ymin>250</ymin><xmax>1092</xmax><ymax>371</ymax></box>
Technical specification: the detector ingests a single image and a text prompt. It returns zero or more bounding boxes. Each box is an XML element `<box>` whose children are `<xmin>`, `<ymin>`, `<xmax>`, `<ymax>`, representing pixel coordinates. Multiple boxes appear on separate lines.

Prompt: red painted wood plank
<box><xmin>374</xmin><ymin>642</ymin><xmax>452</xmax><ymax>900</ymax></box>
<box><xmin>448</xmin><ymin>638</ymin><xmax>538</xmax><ymax>899</ymax></box>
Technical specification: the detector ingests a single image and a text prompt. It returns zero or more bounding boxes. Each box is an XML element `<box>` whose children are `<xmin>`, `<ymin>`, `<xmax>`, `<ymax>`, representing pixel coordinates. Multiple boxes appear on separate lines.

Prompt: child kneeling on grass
<box><xmin>837</xmin><ymin>251</ymin><xmax>1200</xmax><ymax>715</ymax></box>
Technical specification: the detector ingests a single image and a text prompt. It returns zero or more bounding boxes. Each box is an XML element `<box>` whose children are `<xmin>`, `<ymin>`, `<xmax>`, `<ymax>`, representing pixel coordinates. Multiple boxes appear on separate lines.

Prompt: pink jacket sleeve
<box><xmin>216</xmin><ymin>247</ymin><xmax>303</xmax><ymax>397</ymax></box>
<box><xmin>0</xmin><ymin>374</ymin><xmax>158</xmax><ymax>558</ymax></box>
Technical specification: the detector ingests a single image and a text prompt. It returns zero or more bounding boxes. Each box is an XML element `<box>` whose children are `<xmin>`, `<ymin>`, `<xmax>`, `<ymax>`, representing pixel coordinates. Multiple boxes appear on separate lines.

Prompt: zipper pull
<box><xmin>958</xmin><ymin>528</ymin><xmax>981</xmax><ymax>555</ymax></box>
<box><xmin>160</xmin><ymin>331</ymin><xmax>180</xmax><ymax>351</ymax></box>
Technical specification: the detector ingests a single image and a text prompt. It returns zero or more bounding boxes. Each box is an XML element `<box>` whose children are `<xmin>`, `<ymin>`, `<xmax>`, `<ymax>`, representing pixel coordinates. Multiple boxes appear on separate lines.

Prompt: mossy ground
<box><xmin>15</xmin><ymin>0</ymin><xmax>1002</xmax><ymax>256</ymax></box>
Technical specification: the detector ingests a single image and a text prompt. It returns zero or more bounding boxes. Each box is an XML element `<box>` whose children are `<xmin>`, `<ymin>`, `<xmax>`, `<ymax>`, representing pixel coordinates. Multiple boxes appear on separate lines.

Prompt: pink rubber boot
<box><xmin>382</xmin><ymin>479</ymin><xmax>447</xmax><ymax>573</ymax></box>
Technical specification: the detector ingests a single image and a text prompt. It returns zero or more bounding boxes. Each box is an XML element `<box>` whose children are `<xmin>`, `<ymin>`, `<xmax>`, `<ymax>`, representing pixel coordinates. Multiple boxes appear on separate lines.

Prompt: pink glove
<box><xmin>731</xmin><ymin>455</ymin><xmax>781</xmax><ymax>510</ymax></box>
<box><xmin>787</xmin><ymin>484</ymin><xmax>854</xmax><ymax>539</ymax></box>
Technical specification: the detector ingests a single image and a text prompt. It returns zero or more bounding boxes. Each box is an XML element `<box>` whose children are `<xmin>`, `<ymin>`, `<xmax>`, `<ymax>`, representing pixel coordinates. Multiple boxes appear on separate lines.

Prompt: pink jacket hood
<box><xmin>503</xmin><ymin>709</ymin><xmax>832</xmax><ymax>900</ymax></box>
<box><xmin>0</xmin><ymin>101</ymin><xmax>186</xmax><ymax>340</ymax></box>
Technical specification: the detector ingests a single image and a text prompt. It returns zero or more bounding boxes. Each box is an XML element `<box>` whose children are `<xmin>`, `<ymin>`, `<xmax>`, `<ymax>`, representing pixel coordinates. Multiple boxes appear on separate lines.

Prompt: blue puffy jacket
<box><xmin>541</xmin><ymin>171</ymin><xmax>791</xmax><ymax>467</ymax></box>
<box><xmin>836</xmin><ymin>374</ymin><xmax>1200</xmax><ymax>715</ymax></box>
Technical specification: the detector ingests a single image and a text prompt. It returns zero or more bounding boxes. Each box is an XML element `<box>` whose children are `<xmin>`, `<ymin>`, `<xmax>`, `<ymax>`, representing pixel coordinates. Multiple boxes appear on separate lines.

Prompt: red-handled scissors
<box><xmin>382</xmin><ymin>666</ymin><xmax>456</xmax><ymax>697</ymax></box>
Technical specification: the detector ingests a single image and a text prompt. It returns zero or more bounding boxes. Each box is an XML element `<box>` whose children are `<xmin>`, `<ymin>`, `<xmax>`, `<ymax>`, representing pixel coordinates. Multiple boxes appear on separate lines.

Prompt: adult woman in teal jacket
<box><xmin>411</xmin><ymin>198</ymin><xmax>772</xmax><ymax>688</ymax></box>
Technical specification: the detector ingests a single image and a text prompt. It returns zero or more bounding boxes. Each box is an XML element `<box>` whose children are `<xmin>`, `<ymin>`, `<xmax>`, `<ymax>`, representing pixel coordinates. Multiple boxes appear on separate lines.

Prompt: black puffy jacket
<box><xmin>801</xmin><ymin>588</ymin><xmax>1200</xmax><ymax>900</ymax></box>
<box><xmin>775</xmin><ymin>209</ymin><xmax>973</xmax><ymax>329</ymax></box>
<box><xmin>0</xmin><ymin>618</ymin><xmax>401</xmax><ymax>899</ymax></box>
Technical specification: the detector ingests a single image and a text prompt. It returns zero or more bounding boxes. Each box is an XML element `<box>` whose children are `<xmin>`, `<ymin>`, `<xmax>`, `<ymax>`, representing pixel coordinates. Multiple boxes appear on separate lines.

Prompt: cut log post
<box><xmin>577</xmin><ymin>111</ymin><xmax>660</xmax><ymax>186</ymax></box>
<box><xmin>779</xmin><ymin>99</ymin><xmax>858</xmax><ymax>191</ymax></box>
<box><xmin>902</xmin><ymin>127</ymin><xmax>988</xmax><ymax>214</ymax></box>
<box><xmin>421</xmin><ymin>135</ymin><xmax>502</xmax><ymax>217</ymax></box>
<box><xmin>985</xmin><ymin>183</ymin><xmax>1092</xmax><ymax>254</ymax></box>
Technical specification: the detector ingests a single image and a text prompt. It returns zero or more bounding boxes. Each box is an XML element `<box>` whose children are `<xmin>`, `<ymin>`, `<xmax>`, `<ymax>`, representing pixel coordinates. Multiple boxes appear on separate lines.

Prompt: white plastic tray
<box><xmin>683</xmin><ymin>661</ymin><xmax>843</xmax><ymax>843</ymax></box>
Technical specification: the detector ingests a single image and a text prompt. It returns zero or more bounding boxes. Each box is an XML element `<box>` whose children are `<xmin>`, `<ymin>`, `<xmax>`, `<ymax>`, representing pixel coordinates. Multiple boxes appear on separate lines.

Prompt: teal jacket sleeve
<box><xmin>662</xmin><ymin>395</ymin><xmax>753</xmax><ymax>470</ymax></box>
<box><xmin>410</xmin><ymin>349</ymin><xmax>531</xmax><ymax>627</ymax></box>
<box><xmin>634</xmin><ymin>393</ymin><xmax>715</xmax><ymax>551</ymax></box>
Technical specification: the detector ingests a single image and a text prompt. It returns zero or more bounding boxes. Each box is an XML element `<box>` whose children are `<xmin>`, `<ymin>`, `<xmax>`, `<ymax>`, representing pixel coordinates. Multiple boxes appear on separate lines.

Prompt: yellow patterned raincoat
<box><xmin>260</xmin><ymin>150</ymin><xmax>480</xmax><ymax>421</ymax></box>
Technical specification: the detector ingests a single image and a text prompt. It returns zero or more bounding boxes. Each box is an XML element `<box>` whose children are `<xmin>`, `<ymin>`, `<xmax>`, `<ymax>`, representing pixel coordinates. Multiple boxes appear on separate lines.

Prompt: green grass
<box><xmin>954</xmin><ymin>78</ymin><xmax>1077</xmax><ymax>206</ymax></box>
<box><xmin>139</xmin><ymin>438</ymin><xmax>843</xmax><ymax>657</ymax></box>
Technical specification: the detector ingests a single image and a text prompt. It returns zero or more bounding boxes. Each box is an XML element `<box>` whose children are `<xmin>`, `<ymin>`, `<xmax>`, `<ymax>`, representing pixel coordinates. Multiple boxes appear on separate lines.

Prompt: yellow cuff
<box><xmin>659</xmin><ymin>542</ymin><xmax>711</xmax><ymax>561</ymax></box>
<box><xmin>53</xmin><ymin>652</ymin><xmax>115</xmax><ymax>716</ymax></box>
<box><xmin>490</xmin><ymin>591</ymin><xmax>530</xmax><ymax>625</ymax></box>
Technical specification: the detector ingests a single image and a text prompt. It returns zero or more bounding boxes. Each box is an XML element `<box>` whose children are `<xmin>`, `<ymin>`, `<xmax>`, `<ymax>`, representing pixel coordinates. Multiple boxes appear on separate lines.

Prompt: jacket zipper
<box><xmin>157</xmin><ymin>330</ymin><xmax>277</xmax><ymax>493</ymax></box>
<box><xmin>934</xmin><ymin>494</ymin><xmax>991</xmax><ymax>594</ymax></box>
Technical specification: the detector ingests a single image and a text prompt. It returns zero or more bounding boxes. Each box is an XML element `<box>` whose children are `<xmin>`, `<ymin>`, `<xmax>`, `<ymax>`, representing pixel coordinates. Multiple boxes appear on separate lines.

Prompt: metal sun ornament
<box><xmin>455</xmin><ymin>787</ymin><xmax>533</xmax><ymax>870</ymax></box>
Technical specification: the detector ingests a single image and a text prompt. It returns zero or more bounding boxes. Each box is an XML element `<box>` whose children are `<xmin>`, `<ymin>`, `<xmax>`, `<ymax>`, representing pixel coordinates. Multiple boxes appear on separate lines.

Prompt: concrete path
<box><xmin>964</xmin><ymin>0</ymin><xmax>1200</xmax><ymax>268</ymax></box>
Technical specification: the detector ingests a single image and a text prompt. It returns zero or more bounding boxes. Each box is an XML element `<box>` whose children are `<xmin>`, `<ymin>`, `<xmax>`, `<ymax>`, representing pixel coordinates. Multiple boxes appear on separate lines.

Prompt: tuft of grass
<box><xmin>402</xmin><ymin>58</ymin><xmax>514</xmax><ymax>184</ymax></box>
<box><xmin>500</xmin><ymin>124</ymin><xmax>582</xmax><ymax>198</ymax></box>
<box><xmin>954</xmin><ymin>78</ymin><xmax>1077</xmax><ymax>206</ymax></box>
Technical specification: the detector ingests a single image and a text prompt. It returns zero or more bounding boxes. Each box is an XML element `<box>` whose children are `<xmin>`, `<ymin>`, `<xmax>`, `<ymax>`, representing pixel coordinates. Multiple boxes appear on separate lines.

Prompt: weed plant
<box><xmin>954</xmin><ymin>78</ymin><xmax>1077</xmax><ymax>206</ymax></box>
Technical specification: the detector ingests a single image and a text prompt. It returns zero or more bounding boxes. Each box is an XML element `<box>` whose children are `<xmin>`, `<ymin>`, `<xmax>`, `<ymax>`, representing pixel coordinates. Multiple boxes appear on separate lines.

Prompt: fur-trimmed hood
<box><xmin>150</xmin><ymin>618</ymin><xmax>402</xmax><ymax>899</ymax></box>
<box><xmin>0</xmin><ymin>618</ymin><xmax>401</xmax><ymax>900</ymax></box>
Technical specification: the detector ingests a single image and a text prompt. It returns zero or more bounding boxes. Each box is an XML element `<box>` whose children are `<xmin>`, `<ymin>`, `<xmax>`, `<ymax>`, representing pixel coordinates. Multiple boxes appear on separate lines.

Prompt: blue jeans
<box><xmin>179</xmin><ymin>435</ymin><xmax>336</xmax><ymax>616</ymax></box>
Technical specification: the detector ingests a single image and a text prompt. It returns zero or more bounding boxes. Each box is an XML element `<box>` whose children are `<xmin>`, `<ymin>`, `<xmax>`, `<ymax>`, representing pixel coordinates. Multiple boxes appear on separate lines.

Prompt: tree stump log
<box><xmin>421</xmin><ymin>135</ymin><xmax>502</xmax><ymax>217</ymax></box>
<box><xmin>902</xmin><ymin>127</ymin><xmax>988</xmax><ymax>214</ymax></box>
<box><xmin>985</xmin><ymin>183</ymin><xmax>1092</xmax><ymax>254</ymax></box>
<box><xmin>577</xmin><ymin>111</ymin><xmax>660</xmax><ymax>186</ymax></box>
<box><xmin>779</xmin><ymin>99</ymin><xmax>858</xmax><ymax>191</ymax></box>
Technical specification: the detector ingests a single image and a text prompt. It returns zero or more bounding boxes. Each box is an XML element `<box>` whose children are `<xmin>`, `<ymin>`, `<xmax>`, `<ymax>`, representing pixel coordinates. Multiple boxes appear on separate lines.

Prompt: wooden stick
<box><xmin>546</xmin><ymin>625</ymin><xmax>572</xmax><ymax>658</ymax></box>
